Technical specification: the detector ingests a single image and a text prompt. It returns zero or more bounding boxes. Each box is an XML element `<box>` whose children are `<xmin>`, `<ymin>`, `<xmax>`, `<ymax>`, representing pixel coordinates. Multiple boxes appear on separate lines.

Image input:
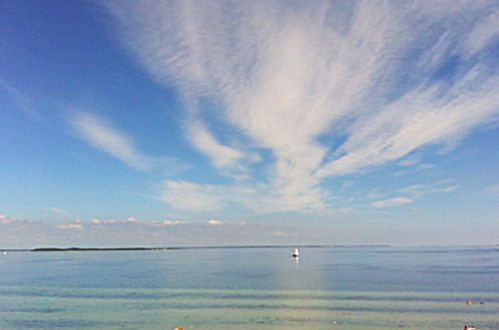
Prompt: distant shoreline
<box><xmin>0</xmin><ymin>245</ymin><xmax>390</xmax><ymax>252</ymax></box>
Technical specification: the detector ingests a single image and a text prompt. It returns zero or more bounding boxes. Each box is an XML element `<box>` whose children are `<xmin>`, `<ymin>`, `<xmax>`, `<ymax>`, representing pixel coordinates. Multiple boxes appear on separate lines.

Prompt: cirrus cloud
<box><xmin>372</xmin><ymin>197</ymin><xmax>413</xmax><ymax>208</ymax></box>
<box><xmin>104</xmin><ymin>0</ymin><xmax>499</xmax><ymax>213</ymax></box>
<box><xmin>70</xmin><ymin>111</ymin><xmax>156</xmax><ymax>171</ymax></box>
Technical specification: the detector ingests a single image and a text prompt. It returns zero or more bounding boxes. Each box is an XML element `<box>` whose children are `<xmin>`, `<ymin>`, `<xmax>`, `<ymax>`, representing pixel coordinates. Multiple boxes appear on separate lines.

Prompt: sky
<box><xmin>1</xmin><ymin>0</ymin><xmax>498</xmax><ymax>247</ymax></box>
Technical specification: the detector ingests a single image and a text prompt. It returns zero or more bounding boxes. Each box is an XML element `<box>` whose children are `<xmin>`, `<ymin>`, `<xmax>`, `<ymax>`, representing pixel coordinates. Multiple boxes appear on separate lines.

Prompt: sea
<box><xmin>0</xmin><ymin>246</ymin><xmax>497</xmax><ymax>329</ymax></box>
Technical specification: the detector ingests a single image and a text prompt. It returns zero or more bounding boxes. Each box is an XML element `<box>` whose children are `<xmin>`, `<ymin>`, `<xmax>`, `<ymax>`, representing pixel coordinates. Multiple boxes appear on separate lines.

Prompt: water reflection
<box><xmin>294</xmin><ymin>256</ymin><xmax>299</xmax><ymax>268</ymax></box>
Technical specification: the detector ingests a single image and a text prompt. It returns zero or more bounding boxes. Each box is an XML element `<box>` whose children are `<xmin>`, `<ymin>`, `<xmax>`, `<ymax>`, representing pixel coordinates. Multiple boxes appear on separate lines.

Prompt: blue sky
<box><xmin>1</xmin><ymin>0</ymin><xmax>498</xmax><ymax>247</ymax></box>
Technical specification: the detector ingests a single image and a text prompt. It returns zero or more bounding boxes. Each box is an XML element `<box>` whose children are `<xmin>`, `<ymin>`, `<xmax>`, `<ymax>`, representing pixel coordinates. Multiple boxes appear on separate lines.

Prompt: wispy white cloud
<box><xmin>365</xmin><ymin>190</ymin><xmax>383</xmax><ymax>200</ymax></box>
<box><xmin>398</xmin><ymin>180</ymin><xmax>460</xmax><ymax>197</ymax></box>
<box><xmin>397</xmin><ymin>155</ymin><xmax>423</xmax><ymax>167</ymax></box>
<box><xmin>69</xmin><ymin>111</ymin><xmax>188</xmax><ymax>176</ymax></box>
<box><xmin>70</xmin><ymin>111</ymin><xmax>157</xmax><ymax>171</ymax></box>
<box><xmin>417</xmin><ymin>164</ymin><xmax>435</xmax><ymax>170</ymax></box>
<box><xmin>159</xmin><ymin>179</ymin><xmax>328</xmax><ymax>214</ymax></box>
<box><xmin>160</xmin><ymin>180</ymin><xmax>236</xmax><ymax>212</ymax></box>
<box><xmin>47</xmin><ymin>207</ymin><xmax>69</xmax><ymax>216</ymax></box>
<box><xmin>364</xmin><ymin>179</ymin><xmax>460</xmax><ymax>209</ymax></box>
<box><xmin>372</xmin><ymin>197</ymin><xmax>413</xmax><ymax>208</ymax></box>
<box><xmin>56</xmin><ymin>223</ymin><xmax>84</xmax><ymax>230</ymax></box>
<box><xmin>0</xmin><ymin>214</ymin><xmax>29</xmax><ymax>225</ymax></box>
<box><xmin>463</xmin><ymin>9</ymin><xmax>499</xmax><ymax>56</ymax></box>
<box><xmin>207</xmin><ymin>219</ymin><xmax>223</xmax><ymax>226</ymax></box>
<box><xmin>187</xmin><ymin>121</ymin><xmax>245</xmax><ymax>170</ymax></box>
<box><xmin>438</xmin><ymin>185</ymin><xmax>460</xmax><ymax>193</ymax></box>
<box><xmin>105</xmin><ymin>0</ymin><xmax>499</xmax><ymax>213</ymax></box>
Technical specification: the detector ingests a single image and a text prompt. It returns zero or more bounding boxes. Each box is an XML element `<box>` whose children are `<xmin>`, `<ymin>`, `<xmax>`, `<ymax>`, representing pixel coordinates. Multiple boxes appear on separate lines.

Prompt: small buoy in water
<box><xmin>233</xmin><ymin>306</ymin><xmax>238</xmax><ymax>310</ymax></box>
<box><xmin>464</xmin><ymin>326</ymin><xmax>476</xmax><ymax>330</ymax></box>
<box><xmin>466</xmin><ymin>300</ymin><xmax>475</xmax><ymax>305</ymax></box>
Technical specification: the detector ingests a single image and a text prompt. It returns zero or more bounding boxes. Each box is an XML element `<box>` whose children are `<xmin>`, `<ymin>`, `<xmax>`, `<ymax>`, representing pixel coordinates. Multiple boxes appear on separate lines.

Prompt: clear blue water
<box><xmin>0</xmin><ymin>246</ymin><xmax>498</xmax><ymax>329</ymax></box>
<box><xmin>2</xmin><ymin>246</ymin><xmax>498</xmax><ymax>292</ymax></box>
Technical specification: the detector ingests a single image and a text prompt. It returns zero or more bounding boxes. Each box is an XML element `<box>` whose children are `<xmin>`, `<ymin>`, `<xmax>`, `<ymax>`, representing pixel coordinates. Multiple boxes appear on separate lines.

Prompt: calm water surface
<box><xmin>0</xmin><ymin>246</ymin><xmax>498</xmax><ymax>329</ymax></box>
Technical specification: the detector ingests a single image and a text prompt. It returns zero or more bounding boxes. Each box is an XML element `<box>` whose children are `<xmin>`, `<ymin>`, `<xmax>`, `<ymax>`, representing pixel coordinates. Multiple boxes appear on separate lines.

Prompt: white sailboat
<box><xmin>292</xmin><ymin>248</ymin><xmax>300</xmax><ymax>257</ymax></box>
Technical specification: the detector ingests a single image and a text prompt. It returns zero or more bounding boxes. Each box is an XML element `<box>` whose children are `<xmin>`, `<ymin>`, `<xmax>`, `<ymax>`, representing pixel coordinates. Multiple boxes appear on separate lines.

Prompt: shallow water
<box><xmin>0</xmin><ymin>246</ymin><xmax>497</xmax><ymax>329</ymax></box>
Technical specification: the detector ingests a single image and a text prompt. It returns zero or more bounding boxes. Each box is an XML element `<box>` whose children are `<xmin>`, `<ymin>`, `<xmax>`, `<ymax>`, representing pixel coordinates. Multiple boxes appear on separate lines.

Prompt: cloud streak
<box><xmin>56</xmin><ymin>224</ymin><xmax>83</xmax><ymax>230</ymax></box>
<box><xmin>187</xmin><ymin>120</ymin><xmax>245</xmax><ymax>170</ymax></box>
<box><xmin>70</xmin><ymin>111</ymin><xmax>157</xmax><ymax>171</ymax></box>
<box><xmin>106</xmin><ymin>0</ymin><xmax>499</xmax><ymax>213</ymax></box>
<box><xmin>47</xmin><ymin>207</ymin><xmax>69</xmax><ymax>216</ymax></box>
<box><xmin>372</xmin><ymin>197</ymin><xmax>413</xmax><ymax>208</ymax></box>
